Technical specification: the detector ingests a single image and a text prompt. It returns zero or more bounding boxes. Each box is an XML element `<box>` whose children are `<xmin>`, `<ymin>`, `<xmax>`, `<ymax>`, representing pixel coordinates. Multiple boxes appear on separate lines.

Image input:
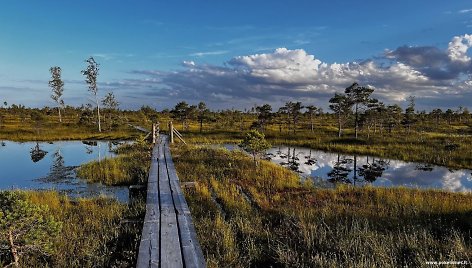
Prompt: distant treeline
<box><xmin>1</xmin><ymin>82</ymin><xmax>471</xmax><ymax>137</ymax></box>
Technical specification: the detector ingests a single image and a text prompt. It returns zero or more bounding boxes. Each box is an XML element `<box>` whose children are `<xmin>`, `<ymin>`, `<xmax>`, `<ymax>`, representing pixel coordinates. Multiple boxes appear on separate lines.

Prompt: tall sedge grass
<box><xmin>76</xmin><ymin>142</ymin><xmax>151</xmax><ymax>186</ymax></box>
<box><xmin>173</xmin><ymin>145</ymin><xmax>472</xmax><ymax>267</ymax></box>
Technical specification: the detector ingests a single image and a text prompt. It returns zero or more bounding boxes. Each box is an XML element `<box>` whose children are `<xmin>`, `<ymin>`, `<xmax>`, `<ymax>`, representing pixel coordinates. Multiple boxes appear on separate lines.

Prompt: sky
<box><xmin>1</xmin><ymin>0</ymin><xmax>472</xmax><ymax>111</ymax></box>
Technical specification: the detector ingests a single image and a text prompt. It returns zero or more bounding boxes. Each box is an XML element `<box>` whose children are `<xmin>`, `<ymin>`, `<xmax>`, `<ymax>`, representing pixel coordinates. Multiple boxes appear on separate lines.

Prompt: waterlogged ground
<box><xmin>0</xmin><ymin>140</ymin><xmax>129</xmax><ymax>201</ymax></box>
<box><xmin>220</xmin><ymin>144</ymin><xmax>472</xmax><ymax>192</ymax></box>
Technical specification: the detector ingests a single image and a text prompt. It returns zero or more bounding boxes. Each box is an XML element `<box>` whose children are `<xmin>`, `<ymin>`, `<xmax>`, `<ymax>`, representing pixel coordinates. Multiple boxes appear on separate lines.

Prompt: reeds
<box><xmin>173</xmin><ymin>145</ymin><xmax>472</xmax><ymax>267</ymax></box>
<box><xmin>76</xmin><ymin>141</ymin><xmax>151</xmax><ymax>186</ymax></box>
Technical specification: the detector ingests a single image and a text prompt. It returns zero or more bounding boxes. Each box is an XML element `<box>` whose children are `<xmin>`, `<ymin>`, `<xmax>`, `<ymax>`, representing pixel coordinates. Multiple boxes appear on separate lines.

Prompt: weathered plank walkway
<box><xmin>137</xmin><ymin>135</ymin><xmax>205</xmax><ymax>268</ymax></box>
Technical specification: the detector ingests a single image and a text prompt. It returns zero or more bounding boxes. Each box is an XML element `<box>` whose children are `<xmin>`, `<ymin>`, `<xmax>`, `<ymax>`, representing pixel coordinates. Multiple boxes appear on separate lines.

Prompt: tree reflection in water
<box><xmin>30</xmin><ymin>142</ymin><xmax>48</xmax><ymax>163</ymax></box>
<box><xmin>327</xmin><ymin>154</ymin><xmax>353</xmax><ymax>183</ymax></box>
<box><xmin>258</xmin><ymin>145</ymin><xmax>471</xmax><ymax>192</ymax></box>
<box><xmin>38</xmin><ymin>149</ymin><xmax>76</xmax><ymax>183</ymax></box>
<box><xmin>276</xmin><ymin>147</ymin><xmax>303</xmax><ymax>173</ymax></box>
<box><xmin>304</xmin><ymin>149</ymin><xmax>317</xmax><ymax>165</ymax></box>
<box><xmin>85</xmin><ymin>146</ymin><xmax>94</xmax><ymax>155</ymax></box>
<box><xmin>268</xmin><ymin>147</ymin><xmax>431</xmax><ymax>186</ymax></box>
<box><xmin>82</xmin><ymin>140</ymin><xmax>97</xmax><ymax>155</ymax></box>
<box><xmin>82</xmin><ymin>141</ymin><xmax>97</xmax><ymax>146</ymax></box>
<box><xmin>358</xmin><ymin>156</ymin><xmax>390</xmax><ymax>183</ymax></box>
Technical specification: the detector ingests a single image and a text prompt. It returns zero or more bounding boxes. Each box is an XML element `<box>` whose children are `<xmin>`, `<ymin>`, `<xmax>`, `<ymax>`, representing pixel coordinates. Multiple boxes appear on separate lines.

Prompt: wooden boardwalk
<box><xmin>137</xmin><ymin>135</ymin><xmax>205</xmax><ymax>268</ymax></box>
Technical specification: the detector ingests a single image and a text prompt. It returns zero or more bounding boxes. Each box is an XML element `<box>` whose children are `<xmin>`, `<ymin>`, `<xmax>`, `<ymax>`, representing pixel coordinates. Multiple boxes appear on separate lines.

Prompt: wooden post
<box><xmin>169</xmin><ymin>121</ymin><xmax>174</xmax><ymax>144</ymax></box>
<box><xmin>156</xmin><ymin>122</ymin><xmax>160</xmax><ymax>140</ymax></box>
<box><xmin>152</xmin><ymin>123</ymin><xmax>156</xmax><ymax>144</ymax></box>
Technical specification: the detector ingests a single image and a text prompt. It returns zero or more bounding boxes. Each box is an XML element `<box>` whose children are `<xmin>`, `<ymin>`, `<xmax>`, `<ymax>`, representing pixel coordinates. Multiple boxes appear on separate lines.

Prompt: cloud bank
<box><xmin>122</xmin><ymin>34</ymin><xmax>472</xmax><ymax>110</ymax></box>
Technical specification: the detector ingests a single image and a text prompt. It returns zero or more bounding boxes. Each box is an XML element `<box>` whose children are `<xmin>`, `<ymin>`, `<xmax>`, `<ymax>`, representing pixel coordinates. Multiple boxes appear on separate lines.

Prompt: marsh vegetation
<box><xmin>0</xmin><ymin>190</ymin><xmax>144</xmax><ymax>267</ymax></box>
<box><xmin>0</xmin><ymin>140</ymin><xmax>131</xmax><ymax>201</ymax></box>
<box><xmin>0</xmin><ymin>105</ymin><xmax>156</xmax><ymax>141</ymax></box>
<box><xmin>76</xmin><ymin>139</ymin><xmax>151</xmax><ymax>186</ymax></box>
<box><xmin>173</xmin><ymin>145</ymin><xmax>472</xmax><ymax>267</ymax></box>
<box><xmin>0</xmin><ymin>140</ymin><xmax>150</xmax><ymax>266</ymax></box>
<box><xmin>2</xmin><ymin>82</ymin><xmax>472</xmax><ymax>267</ymax></box>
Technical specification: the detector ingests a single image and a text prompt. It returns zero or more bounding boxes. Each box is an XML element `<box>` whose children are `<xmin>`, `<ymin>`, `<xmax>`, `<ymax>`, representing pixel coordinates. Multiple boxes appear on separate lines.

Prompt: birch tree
<box><xmin>48</xmin><ymin>66</ymin><xmax>65</xmax><ymax>123</ymax></box>
<box><xmin>81</xmin><ymin>57</ymin><xmax>101</xmax><ymax>132</ymax></box>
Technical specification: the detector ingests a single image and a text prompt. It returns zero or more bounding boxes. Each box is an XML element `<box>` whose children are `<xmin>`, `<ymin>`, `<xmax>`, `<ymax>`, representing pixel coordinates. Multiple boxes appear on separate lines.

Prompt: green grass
<box><xmin>77</xmin><ymin>140</ymin><xmax>151</xmax><ymax>186</ymax></box>
<box><xmin>172</xmin><ymin>145</ymin><xmax>472</xmax><ymax>267</ymax></box>
<box><xmin>0</xmin><ymin>190</ymin><xmax>145</xmax><ymax>267</ymax></box>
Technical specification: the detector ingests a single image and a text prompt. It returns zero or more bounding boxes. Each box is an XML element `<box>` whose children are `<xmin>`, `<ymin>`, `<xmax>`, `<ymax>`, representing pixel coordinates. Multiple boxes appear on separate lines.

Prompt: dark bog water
<box><xmin>220</xmin><ymin>144</ymin><xmax>472</xmax><ymax>192</ymax></box>
<box><xmin>0</xmin><ymin>140</ymin><xmax>129</xmax><ymax>202</ymax></box>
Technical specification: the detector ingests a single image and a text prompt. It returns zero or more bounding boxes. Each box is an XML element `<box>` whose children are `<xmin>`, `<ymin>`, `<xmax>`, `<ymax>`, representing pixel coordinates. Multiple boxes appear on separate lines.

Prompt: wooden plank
<box><xmin>136</xmin><ymin>221</ymin><xmax>151</xmax><ymax>267</ymax></box>
<box><xmin>160</xmin><ymin>214</ymin><xmax>183</xmax><ymax>267</ymax></box>
<box><xmin>149</xmin><ymin>220</ymin><xmax>159</xmax><ymax>268</ymax></box>
<box><xmin>170</xmin><ymin>180</ymin><xmax>206</xmax><ymax>268</ymax></box>
<box><xmin>164</xmin><ymin>143</ymin><xmax>206</xmax><ymax>268</ymax></box>
<box><xmin>137</xmin><ymin>141</ymin><xmax>160</xmax><ymax>268</ymax></box>
<box><xmin>175</xmin><ymin>213</ymin><xmax>205</xmax><ymax>268</ymax></box>
<box><xmin>158</xmin><ymin>137</ymin><xmax>184</xmax><ymax>267</ymax></box>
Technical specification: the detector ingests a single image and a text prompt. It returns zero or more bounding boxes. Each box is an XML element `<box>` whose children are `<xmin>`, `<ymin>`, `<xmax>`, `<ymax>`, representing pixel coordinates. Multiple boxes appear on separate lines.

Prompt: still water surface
<box><xmin>0</xmin><ymin>141</ymin><xmax>129</xmax><ymax>202</ymax></box>
<box><xmin>222</xmin><ymin>144</ymin><xmax>472</xmax><ymax>192</ymax></box>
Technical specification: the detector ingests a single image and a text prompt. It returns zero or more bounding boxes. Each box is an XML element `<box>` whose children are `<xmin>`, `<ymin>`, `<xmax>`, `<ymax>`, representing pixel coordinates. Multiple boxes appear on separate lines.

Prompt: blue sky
<box><xmin>1</xmin><ymin>0</ymin><xmax>472</xmax><ymax>110</ymax></box>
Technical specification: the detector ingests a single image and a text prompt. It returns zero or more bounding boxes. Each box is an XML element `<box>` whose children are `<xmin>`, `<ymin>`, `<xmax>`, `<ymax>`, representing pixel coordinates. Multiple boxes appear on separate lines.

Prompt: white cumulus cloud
<box><xmin>122</xmin><ymin>34</ymin><xmax>472</xmax><ymax>109</ymax></box>
<box><xmin>448</xmin><ymin>34</ymin><xmax>472</xmax><ymax>62</ymax></box>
